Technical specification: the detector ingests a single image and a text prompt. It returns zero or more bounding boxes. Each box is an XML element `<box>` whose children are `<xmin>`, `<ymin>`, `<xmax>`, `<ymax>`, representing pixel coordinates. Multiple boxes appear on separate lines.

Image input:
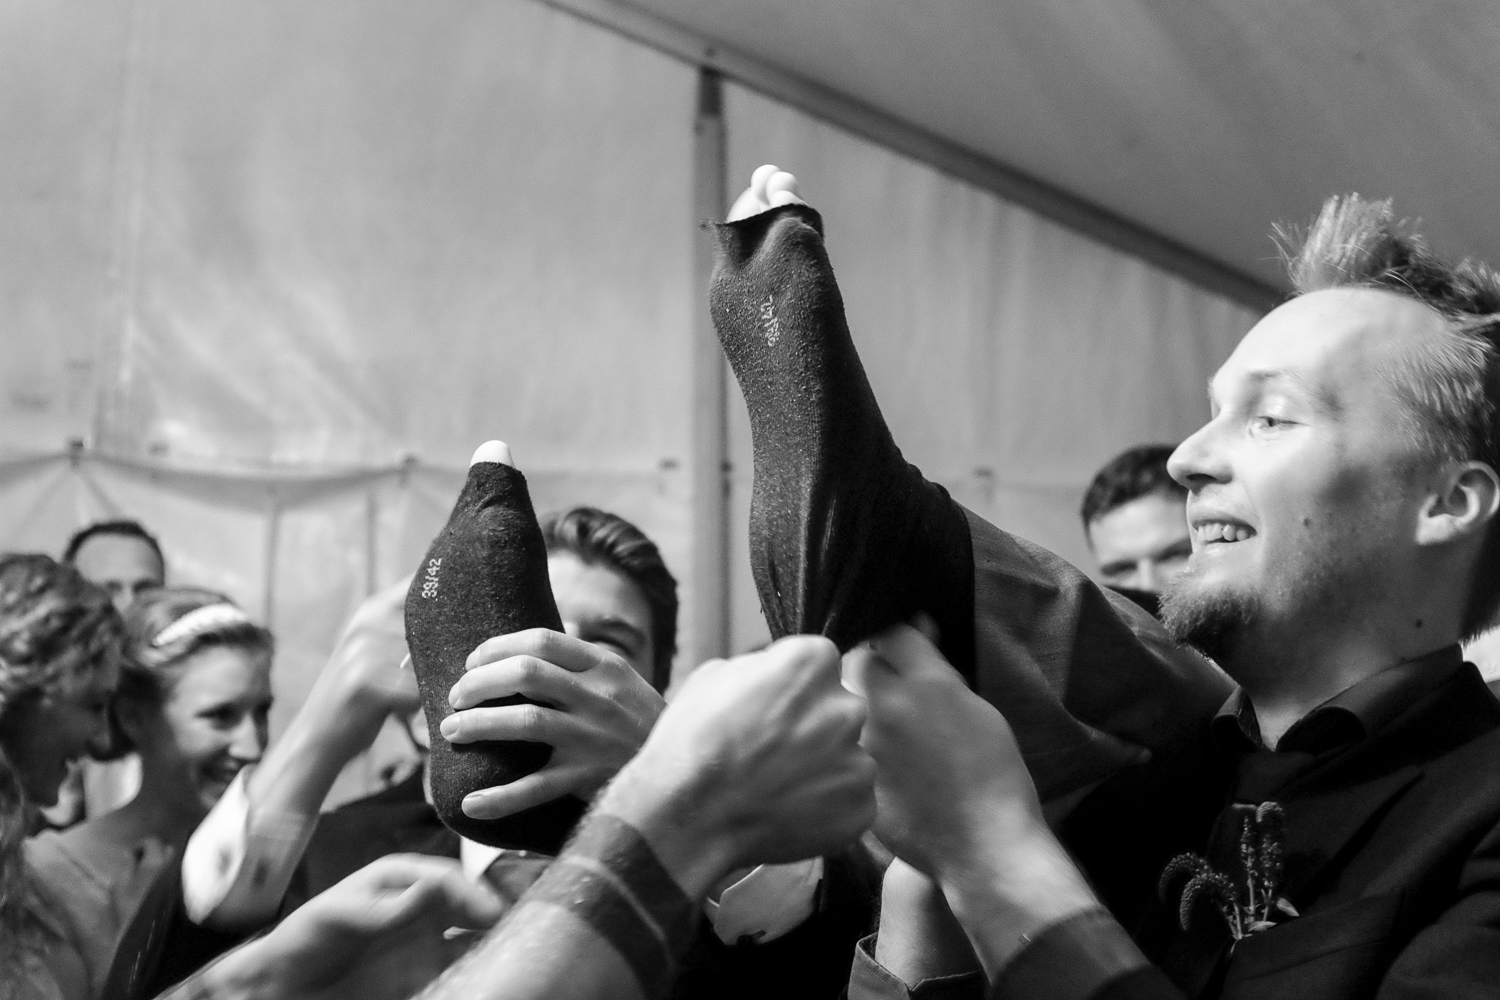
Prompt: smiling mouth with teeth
<box><xmin>1196</xmin><ymin>521</ymin><xmax>1256</xmax><ymax>544</ymax></box>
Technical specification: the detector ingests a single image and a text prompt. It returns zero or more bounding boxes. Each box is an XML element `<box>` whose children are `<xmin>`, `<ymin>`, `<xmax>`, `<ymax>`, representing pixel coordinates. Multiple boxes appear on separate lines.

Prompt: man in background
<box><xmin>65</xmin><ymin>519</ymin><xmax>167</xmax><ymax>612</ymax></box>
<box><xmin>1081</xmin><ymin>444</ymin><xmax>1191</xmax><ymax>613</ymax></box>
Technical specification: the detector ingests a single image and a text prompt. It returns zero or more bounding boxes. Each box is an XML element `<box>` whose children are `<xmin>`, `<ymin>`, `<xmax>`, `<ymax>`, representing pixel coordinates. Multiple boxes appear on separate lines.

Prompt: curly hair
<box><xmin>1277</xmin><ymin>195</ymin><xmax>1500</xmax><ymax>636</ymax></box>
<box><xmin>0</xmin><ymin>554</ymin><xmax>121</xmax><ymax>956</ymax></box>
<box><xmin>540</xmin><ymin>508</ymin><xmax>678</xmax><ymax>691</ymax></box>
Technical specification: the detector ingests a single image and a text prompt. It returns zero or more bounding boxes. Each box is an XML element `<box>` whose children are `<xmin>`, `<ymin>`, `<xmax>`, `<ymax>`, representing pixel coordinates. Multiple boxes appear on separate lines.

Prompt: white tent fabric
<box><xmin>25</xmin><ymin>0</ymin><xmax>1460</xmax><ymax>807</ymax></box>
<box><xmin>1</xmin><ymin>0</ymin><xmax>700</xmax><ymax>801</ymax></box>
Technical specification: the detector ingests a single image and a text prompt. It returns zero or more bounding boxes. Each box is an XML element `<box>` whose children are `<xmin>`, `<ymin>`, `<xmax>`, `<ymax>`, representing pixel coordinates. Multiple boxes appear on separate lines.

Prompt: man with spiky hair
<box><xmin>827</xmin><ymin>191</ymin><xmax>1500</xmax><ymax>1000</ymax></box>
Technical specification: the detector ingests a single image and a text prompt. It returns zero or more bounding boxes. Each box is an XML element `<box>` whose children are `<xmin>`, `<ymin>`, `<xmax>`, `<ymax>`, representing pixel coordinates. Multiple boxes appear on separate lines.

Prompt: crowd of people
<box><xmin>0</xmin><ymin>164</ymin><xmax>1498</xmax><ymax>1000</ymax></box>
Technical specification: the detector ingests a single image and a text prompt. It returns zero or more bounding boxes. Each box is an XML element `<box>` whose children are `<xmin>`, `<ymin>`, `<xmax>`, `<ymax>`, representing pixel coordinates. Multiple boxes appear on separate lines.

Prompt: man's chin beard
<box><xmin>1160</xmin><ymin>573</ymin><xmax>1259</xmax><ymax>666</ymax></box>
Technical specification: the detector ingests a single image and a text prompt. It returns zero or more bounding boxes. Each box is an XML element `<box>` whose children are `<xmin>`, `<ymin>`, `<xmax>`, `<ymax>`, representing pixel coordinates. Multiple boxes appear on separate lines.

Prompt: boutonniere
<box><xmin>1158</xmin><ymin>801</ymin><xmax>1300</xmax><ymax>940</ymax></box>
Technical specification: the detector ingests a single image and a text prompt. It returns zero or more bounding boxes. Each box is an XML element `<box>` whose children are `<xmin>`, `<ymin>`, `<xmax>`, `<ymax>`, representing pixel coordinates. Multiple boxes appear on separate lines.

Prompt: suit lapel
<box><xmin>1274</xmin><ymin>663</ymin><xmax>1500</xmax><ymax>902</ymax></box>
<box><xmin>1278</xmin><ymin>764</ymin><xmax>1422</xmax><ymax>901</ymax></box>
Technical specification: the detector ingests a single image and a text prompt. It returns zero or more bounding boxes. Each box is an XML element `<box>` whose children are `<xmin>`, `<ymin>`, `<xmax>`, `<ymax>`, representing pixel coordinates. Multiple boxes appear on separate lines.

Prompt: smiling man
<box><xmin>843</xmin><ymin>194</ymin><xmax>1500</xmax><ymax>1000</ymax></box>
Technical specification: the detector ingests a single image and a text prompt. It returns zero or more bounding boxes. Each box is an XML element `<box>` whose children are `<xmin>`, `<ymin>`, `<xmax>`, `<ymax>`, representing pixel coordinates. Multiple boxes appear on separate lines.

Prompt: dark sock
<box><xmin>709</xmin><ymin>204</ymin><xmax>975</xmax><ymax>676</ymax></box>
<box><xmin>404</xmin><ymin>455</ymin><xmax>585</xmax><ymax>851</ymax></box>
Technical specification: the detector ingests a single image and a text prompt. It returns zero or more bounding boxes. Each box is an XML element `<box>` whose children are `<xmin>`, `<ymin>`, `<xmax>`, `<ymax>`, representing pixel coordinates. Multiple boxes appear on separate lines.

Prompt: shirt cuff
<box><xmin>848</xmin><ymin>934</ymin><xmax>987</xmax><ymax>1000</ymax></box>
<box><xmin>181</xmin><ymin>768</ymin><xmax>317</xmax><ymax>927</ymax></box>
<box><xmin>988</xmin><ymin>909</ymin><xmax>1150</xmax><ymax>1000</ymax></box>
<box><xmin>701</xmin><ymin>857</ymin><xmax>823</xmax><ymax>946</ymax></box>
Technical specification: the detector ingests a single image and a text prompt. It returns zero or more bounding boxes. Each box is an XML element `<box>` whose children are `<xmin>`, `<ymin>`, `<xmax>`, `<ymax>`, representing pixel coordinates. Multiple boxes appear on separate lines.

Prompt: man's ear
<box><xmin>1417</xmin><ymin>461</ymin><xmax>1500</xmax><ymax>547</ymax></box>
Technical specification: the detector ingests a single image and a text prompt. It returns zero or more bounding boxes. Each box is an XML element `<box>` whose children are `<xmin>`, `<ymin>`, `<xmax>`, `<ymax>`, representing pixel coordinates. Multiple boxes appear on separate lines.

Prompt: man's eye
<box><xmin>1252</xmin><ymin>415</ymin><xmax>1289</xmax><ymax>431</ymax></box>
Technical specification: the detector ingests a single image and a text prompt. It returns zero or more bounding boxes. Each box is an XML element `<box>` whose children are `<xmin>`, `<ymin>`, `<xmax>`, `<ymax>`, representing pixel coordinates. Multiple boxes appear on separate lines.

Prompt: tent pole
<box><xmin>688</xmin><ymin>68</ymin><xmax>731</xmax><ymax>673</ymax></box>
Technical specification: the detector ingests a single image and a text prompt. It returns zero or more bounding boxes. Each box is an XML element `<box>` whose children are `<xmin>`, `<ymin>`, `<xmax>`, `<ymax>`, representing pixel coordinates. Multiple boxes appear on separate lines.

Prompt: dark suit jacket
<box><xmin>1044</xmin><ymin>658</ymin><xmax>1500</xmax><ymax>1000</ymax></box>
<box><xmin>282</xmin><ymin>768</ymin><xmax>460</xmax><ymax>909</ymax></box>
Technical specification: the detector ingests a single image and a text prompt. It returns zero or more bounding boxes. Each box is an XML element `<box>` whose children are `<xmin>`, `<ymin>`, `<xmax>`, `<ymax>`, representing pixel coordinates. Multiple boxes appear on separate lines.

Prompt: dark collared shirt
<box><xmin>848</xmin><ymin>644</ymin><xmax>1475</xmax><ymax>1000</ymax></box>
<box><xmin>1208</xmin><ymin>645</ymin><xmax>1467</xmax><ymax>806</ymax></box>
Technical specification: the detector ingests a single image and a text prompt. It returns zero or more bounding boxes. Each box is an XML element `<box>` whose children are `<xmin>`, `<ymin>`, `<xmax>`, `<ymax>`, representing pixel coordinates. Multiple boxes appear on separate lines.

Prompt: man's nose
<box><xmin>1138</xmin><ymin>561</ymin><xmax>1161</xmax><ymax>594</ymax></box>
<box><xmin>1168</xmin><ymin>420</ymin><xmax>1230</xmax><ymax>490</ymax></box>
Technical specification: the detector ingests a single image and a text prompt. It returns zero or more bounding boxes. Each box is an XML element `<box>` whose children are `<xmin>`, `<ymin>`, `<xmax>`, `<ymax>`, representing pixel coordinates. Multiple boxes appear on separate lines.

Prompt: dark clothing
<box><xmin>854</xmin><ymin>647</ymin><xmax>1500</xmax><ymax>999</ymax></box>
<box><xmin>284</xmin><ymin>769</ymin><xmax>459</xmax><ymax>907</ymax></box>
<box><xmin>994</xmin><ymin>647</ymin><xmax>1500</xmax><ymax>1000</ymax></box>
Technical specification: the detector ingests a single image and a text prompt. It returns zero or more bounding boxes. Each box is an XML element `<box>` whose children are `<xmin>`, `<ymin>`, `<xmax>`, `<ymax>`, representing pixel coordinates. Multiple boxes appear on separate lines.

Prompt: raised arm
<box><xmin>182</xmin><ymin>576</ymin><xmax>418</xmax><ymax>928</ymax></box>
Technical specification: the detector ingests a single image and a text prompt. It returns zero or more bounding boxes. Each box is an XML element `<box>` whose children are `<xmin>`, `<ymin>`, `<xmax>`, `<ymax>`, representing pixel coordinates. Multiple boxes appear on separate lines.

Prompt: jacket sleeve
<box><xmin>985</xmin><ymin>910</ymin><xmax>1186</xmax><ymax>1000</ymax></box>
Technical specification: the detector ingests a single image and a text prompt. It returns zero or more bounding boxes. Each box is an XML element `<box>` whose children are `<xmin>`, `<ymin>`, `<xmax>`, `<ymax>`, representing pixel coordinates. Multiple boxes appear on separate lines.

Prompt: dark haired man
<box><xmin>64</xmin><ymin>519</ymin><xmax>166</xmax><ymax>613</ymax></box>
<box><xmin>1082</xmin><ymin>444</ymin><xmax>1191</xmax><ymax>600</ymax></box>
<box><xmin>838</xmin><ymin>192</ymin><xmax>1500</xmax><ymax>999</ymax></box>
<box><xmin>541</xmin><ymin>506</ymin><xmax>678</xmax><ymax>693</ymax></box>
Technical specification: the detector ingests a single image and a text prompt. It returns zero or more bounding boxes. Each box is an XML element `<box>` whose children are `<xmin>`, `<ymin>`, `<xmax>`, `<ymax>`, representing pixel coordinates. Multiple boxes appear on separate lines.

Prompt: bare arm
<box><xmin>183</xmin><ymin>578</ymin><xmax>418</xmax><ymax>928</ymax></box>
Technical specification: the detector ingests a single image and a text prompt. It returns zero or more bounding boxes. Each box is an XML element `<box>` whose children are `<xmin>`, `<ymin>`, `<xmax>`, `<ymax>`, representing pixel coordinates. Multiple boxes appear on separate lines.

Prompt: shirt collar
<box><xmin>1211</xmin><ymin>644</ymin><xmax>1467</xmax><ymax>756</ymax></box>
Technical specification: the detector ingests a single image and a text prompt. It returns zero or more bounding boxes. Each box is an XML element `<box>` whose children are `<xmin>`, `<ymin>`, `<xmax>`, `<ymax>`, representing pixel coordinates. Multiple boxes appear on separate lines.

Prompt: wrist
<box><xmin>593</xmin><ymin>764</ymin><xmax>740</xmax><ymax>903</ymax></box>
<box><xmin>189</xmin><ymin>941</ymin><xmax>277</xmax><ymax>1000</ymax></box>
<box><xmin>935</xmin><ymin>810</ymin><xmax>1098</xmax><ymax>979</ymax></box>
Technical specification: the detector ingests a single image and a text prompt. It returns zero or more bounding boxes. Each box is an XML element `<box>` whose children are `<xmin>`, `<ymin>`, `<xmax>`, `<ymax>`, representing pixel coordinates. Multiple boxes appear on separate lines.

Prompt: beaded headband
<box><xmin>152</xmin><ymin>603</ymin><xmax>252</xmax><ymax>648</ymax></box>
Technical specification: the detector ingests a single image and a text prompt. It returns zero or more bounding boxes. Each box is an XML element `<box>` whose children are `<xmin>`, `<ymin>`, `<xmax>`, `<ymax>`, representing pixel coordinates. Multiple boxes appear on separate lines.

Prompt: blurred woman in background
<box><xmin>26</xmin><ymin>588</ymin><xmax>272</xmax><ymax>998</ymax></box>
<box><xmin>0</xmin><ymin>554</ymin><xmax>121</xmax><ymax>999</ymax></box>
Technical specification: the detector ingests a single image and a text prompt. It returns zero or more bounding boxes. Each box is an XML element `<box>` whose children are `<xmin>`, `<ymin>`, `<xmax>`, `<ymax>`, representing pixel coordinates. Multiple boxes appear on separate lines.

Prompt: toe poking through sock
<box><xmin>470</xmin><ymin>440</ymin><xmax>514</xmax><ymax>468</ymax></box>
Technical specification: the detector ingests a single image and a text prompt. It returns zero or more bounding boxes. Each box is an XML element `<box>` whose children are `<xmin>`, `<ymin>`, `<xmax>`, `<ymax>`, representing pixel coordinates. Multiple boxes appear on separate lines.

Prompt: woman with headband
<box><xmin>26</xmin><ymin>588</ymin><xmax>273</xmax><ymax>998</ymax></box>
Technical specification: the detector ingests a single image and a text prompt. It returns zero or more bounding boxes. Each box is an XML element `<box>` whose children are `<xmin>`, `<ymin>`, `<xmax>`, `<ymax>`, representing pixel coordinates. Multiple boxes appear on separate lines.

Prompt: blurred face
<box><xmin>1088</xmin><ymin>490</ymin><xmax>1192</xmax><ymax>594</ymax></box>
<box><xmin>73</xmin><ymin>534</ymin><xmax>165</xmax><ymax>612</ymax></box>
<box><xmin>1163</xmin><ymin>288</ymin><xmax>1442</xmax><ymax>674</ymax></box>
<box><xmin>548</xmin><ymin>551</ymin><xmax>657</xmax><ymax>684</ymax></box>
<box><xmin>131</xmin><ymin>645</ymin><xmax>273</xmax><ymax>814</ymax></box>
<box><xmin>0</xmin><ymin>660</ymin><xmax>117</xmax><ymax>806</ymax></box>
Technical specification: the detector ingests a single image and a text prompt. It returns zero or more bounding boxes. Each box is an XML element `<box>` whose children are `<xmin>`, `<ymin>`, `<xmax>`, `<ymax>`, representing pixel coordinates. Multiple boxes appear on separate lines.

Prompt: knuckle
<box><xmin>516</xmin><ymin>703</ymin><xmax>548</xmax><ymax>736</ymax></box>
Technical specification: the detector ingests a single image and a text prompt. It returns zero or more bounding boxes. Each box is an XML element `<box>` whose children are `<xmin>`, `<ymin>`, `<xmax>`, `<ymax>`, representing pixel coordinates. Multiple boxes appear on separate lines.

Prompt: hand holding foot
<box><xmin>406</xmin><ymin>440</ymin><xmax>586</xmax><ymax>851</ymax></box>
<box><xmin>443</xmin><ymin>628</ymin><xmax>665</xmax><ymax>820</ymax></box>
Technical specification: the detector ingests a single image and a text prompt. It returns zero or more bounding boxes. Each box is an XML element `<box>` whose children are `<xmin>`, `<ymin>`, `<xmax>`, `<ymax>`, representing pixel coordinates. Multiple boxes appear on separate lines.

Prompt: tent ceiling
<box><xmin>626</xmin><ymin>0</ymin><xmax>1500</xmax><ymax>292</ymax></box>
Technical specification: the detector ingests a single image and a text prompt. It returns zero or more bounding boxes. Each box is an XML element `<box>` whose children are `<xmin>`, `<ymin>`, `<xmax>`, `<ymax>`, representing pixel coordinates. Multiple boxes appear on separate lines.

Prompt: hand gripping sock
<box><xmin>709</xmin><ymin>204</ymin><xmax>976</xmax><ymax>676</ymax></box>
<box><xmin>405</xmin><ymin>442</ymin><xmax>585</xmax><ymax>851</ymax></box>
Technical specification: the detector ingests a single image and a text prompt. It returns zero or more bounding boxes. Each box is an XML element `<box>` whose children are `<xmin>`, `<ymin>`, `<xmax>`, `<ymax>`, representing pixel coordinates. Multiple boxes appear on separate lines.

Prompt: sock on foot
<box><xmin>708</xmin><ymin>204</ymin><xmax>975</xmax><ymax>677</ymax></box>
<box><xmin>405</xmin><ymin>441</ymin><xmax>585</xmax><ymax>851</ymax></box>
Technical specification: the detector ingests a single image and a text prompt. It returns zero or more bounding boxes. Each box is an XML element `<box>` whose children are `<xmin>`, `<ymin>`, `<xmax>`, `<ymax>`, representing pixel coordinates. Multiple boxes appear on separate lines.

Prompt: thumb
<box><xmin>867</xmin><ymin>624</ymin><xmax>960</xmax><ymax>682</ymax></box>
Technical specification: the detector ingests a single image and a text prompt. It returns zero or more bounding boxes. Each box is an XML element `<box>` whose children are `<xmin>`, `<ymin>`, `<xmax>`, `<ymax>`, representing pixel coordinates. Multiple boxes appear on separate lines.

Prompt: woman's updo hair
<box><xmin>117</xmin><ymin>588</ymin><xmax>274</xmax><ymax>718</ymax></box>
<box><xmin>0</xmin><ymin>554</ymin><xmax>122</xmax><ymax>954</ymax></box>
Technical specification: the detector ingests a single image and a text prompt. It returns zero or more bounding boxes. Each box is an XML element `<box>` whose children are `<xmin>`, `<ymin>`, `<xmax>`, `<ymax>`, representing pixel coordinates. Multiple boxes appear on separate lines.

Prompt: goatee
<box><xmin>1160</xmin><ymin>573</ymin><xmax>1258</xmax><ymax>665</ymax></box>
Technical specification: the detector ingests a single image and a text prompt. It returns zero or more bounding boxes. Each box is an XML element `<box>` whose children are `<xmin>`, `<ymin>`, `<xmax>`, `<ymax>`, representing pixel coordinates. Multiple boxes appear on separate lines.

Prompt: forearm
<box><xmin>422</xmin><ymin>778</ymin><xmax>733</xmax><ymax>1000</ymax></box>
<box><xmin>933</xmin><ymin>815</ymin><xmax>1174</xmax><ymax>1000</ymax></box>
<box><xmin>937</xmin><ymin>816</ymin><xmax>1100</xmax><ymax>979</ymax></box>
<box><xmin>246</xmin><ymin>662</ymin><xmax>387</xmax><ymax>816</ymax></box>
<box><xmin>873</xmin><ymin>860</ymin><xmax>980</xmax><ymax>987</ymax></box>
<box><xmin>183</xmin><ymin>664</ymin><xmax>385</xmax><ymax>927</ymax></box>
<box><xmin>152</xmin><ymin>940</ymin><xmax>274</xmax><ymax>1000</ymax></box>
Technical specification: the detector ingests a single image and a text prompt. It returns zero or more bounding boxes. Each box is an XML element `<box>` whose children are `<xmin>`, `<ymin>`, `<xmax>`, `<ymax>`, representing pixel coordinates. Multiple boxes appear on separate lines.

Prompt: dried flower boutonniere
<box><xmin>1158</xmin><ymin>801</ymin><xmax>1299</xmax><ymax>940</ymax></box>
